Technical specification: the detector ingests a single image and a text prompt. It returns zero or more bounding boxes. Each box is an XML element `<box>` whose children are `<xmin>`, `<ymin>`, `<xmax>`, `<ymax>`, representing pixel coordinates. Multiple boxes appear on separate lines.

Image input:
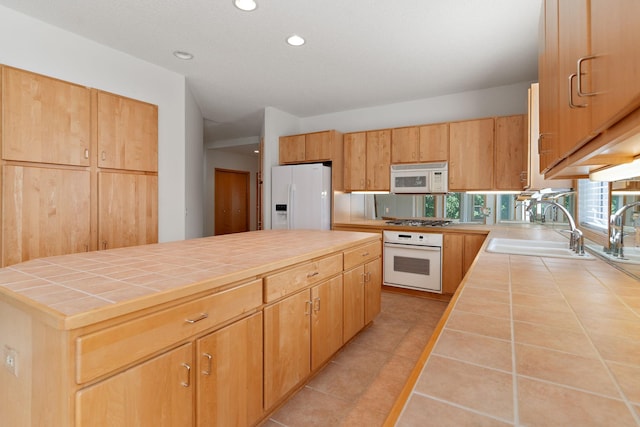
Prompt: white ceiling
<box><xmin>0</xmin><ymin>0</ymin><xmax>542</xmax><ymax>143</ymax></box>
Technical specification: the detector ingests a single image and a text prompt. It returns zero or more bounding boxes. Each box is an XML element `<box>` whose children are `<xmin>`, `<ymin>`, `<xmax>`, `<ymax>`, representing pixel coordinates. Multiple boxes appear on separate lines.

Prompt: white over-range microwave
<box><xmin>390</xmin><ymin>162</ymin><xmax>448</xmax><ymax>194</ymax></box>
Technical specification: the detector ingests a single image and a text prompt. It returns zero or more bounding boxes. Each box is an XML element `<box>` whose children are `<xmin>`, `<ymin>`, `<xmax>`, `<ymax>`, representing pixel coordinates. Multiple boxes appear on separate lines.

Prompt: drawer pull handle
<box><xmin>185</xmin><ymin>313</ymin><xmax>209</xmax><ymax>324</ymax></box>
<box><xmin>202</xmin><ymin>353</ymin><xmax>213</xmax><ymax>375</ymax></box>
<box><xmin>84</xmin><ymin>148</ymin><xmax>89</xmax><ymax>159</ymax></box>
<box><xmin>362</xmin><ymin>251</ymin><xmax>369</xmax><ymax>257</ymax></box>
<box><xmin>307</xmin><ymin>271</ymin><xmax>319</xmax><ymax>278</ymax></box>
<box><xmin>181</xmin><ymin>363</ymin><xmax>191</xmax><ymax>387</ymax></box>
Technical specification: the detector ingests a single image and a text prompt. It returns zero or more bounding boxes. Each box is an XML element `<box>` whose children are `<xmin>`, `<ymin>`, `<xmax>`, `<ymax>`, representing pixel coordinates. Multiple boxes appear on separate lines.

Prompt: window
<box><xmin>444</xmin><ymin>193</ymin><xmax>485</xmax><ymax>223</ymax></box>
<box><xmin>578</xmin><ymin>179</ymin><xmax>609</xmax><ymax>232</ymax></box>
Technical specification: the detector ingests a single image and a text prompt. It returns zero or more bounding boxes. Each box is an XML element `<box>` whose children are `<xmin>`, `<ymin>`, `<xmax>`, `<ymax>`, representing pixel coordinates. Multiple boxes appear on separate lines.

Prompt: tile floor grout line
<box><xmin>410</xmin><ymin>391</ymin><xmax>516</xmax><ymax>426</ymax></box>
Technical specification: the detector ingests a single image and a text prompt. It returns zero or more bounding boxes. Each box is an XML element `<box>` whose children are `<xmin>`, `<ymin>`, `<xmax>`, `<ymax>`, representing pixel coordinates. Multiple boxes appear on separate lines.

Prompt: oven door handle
<box><xmin>384</xmin><ymin>242</ymin><xmax>441</xmax><ymax>251</ymax></box>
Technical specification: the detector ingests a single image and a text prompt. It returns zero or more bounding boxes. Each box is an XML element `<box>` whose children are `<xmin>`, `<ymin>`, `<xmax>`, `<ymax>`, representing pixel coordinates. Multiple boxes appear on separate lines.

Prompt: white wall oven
<box><xmin>383</xmin><ymin>230</ymin><xmax>442</xmax><ymax>293</ymax></box>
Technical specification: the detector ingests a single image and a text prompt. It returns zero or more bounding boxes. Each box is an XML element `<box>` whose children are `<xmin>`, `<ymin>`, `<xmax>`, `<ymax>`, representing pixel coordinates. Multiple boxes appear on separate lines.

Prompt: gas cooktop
<box><xmin>384</xmin><ymin>219</ymin><xmax>452</xmax><ymax>227</ymax></box>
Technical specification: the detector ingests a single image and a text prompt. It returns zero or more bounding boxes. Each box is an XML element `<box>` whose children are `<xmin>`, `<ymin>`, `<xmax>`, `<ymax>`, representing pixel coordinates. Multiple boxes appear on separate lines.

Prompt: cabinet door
<box><xmin>590</xmin><ymin>0</ymin><xmax>640</xmax><ymax>133</ymax></box>
<box><xmin>305</xmin><ymin>131</ymin><xmax>332</xmax><ymax>161</ymax></box>
<box><xmin>2</xmin><ymin>67</ymin><xmax>90</xmax><ymax>166</ymax></box>
<box><xmin>366</xmin><ymin>130</ymin><xmax>391</xmax><ymax>190</ymax></box>
<box><xmin>2</xmin><ymin>165</ymin><xmax>90</xmax><ymax>266</ymax></box>
<box><xmin>97</xmin><ymin>91</ymin><xmax>158</xmax><ymax>172</ymax></box>
<box><xmin>98</xmin><ymin>172</ymin><xmax>158</xmax><ymax>250</ymax></box>
<box><xmin>494</xmin><ymin>115</ymin><xmax>527</xmax><ymax>190</ymax></box>
<box><xmin>463</xmin><ymin>235</ymin><xmax>486</xmax><ymax>273</ymax></box>
<box><xmin>449</xmin><ymin>119</ymin><xmax>494</xmax><ymax>191</ymax></box>
<box><xmin>279</xmin><ymin>134</ymin><xmax>305</xmax><ymax>164</ymax></box>
<box><xmin>538</xmin><ymin>0</ymin><xmax>561</xmax><ymax>172</ymax></box>
<box><xmin>344</xmin><ymin>132</ymin><xmax>367</xmax><ymax>191</ymax></box>
<box><xmin>391</xmin><ymin>127</ymin><xmax>419</xmax><ymax>163</ymax></box>
<box><xmin>418</xmin><ymin>123</ymin><xmax>449</xmax><ymax>162</ymax></box>
<box><xmin>196</xmin><ymin>312</ymin><xmax>263</xmax><ymax>427</ymax></box>
<box><xmin>343</xmin><ymin>265</ymin><xmax>365</xmax><ymax>342</ymax></box>
<box><xmin>557</xmin><ymin>0</ymin><xmax>592</xmax><ymax>157</ymax></box>
<box><xmin>76</xmin><ymin>343</ymin><xmax>193</xmax><ymax>427</ymax></box>
<box><xmin>364</xmin><ymin>258</ymin><xmax>382</xmax><ymax>325</ymax></box>
<box><xmin>311</xmin><ymin>276</ymin><xmax>343</xmax><ymax>371</ymax></box>
<box><xmin>263</xmin><ymin>290</ymin><xmax>311</xmax><ymax>410</ymax></box>
<box><xmin>442</xmin><ymin>234</ymin><xmax>464</xmax><ymax>295</ymax></box>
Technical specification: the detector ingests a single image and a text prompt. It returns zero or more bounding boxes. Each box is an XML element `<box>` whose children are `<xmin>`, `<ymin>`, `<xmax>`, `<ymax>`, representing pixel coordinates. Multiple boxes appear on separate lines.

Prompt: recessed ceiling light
<box><xmin>286</xmin><ymin>35</ymin><xmax>305</xmax><ymax>47</ymax></box>
<box><xmin>173</xmin><ymin>51</ymin><xmax>194</xmax><ymax>60</ymax></box>
<box><xmin>253</xmin><ymin>150</ymin><xmax>259</xmax><ymax>154</ymax></box>
<box><xmin>234</xmin><ymin>0</ymin><xmax>257</xmax><ymax>11</ymax></box>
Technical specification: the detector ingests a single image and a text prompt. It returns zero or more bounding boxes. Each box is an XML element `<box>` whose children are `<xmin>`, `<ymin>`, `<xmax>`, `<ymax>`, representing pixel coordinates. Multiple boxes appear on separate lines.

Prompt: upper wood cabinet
<box><xmin>391</xmin><ymin>123</ymin><xmax>448</xmax><ymax>163</ymax></box>
<box><xmin>538</xmin><ymin>0</ymin><xmax>640</xmax><ymax>176</ymax></box>
<box><xmin>449</xmin><ymin>118</ymin><xmax>495</xmax><ymax>191</ymax></box>
<box><xmin>1</xmin><ymin>67</ymin><xmax>91</xmax><ymax>166</ymax></box>
<box><xmin>344</xmin><ymin>129</ymin><xmax>391</xmax><ymax>191</ymax></box>
<box><xmin>495</xmin><ymin>115</ymin><xmax>527</xmax><ymax>190</ymax></box>
<box><xmin>2</xmin><ymin>165</ymin><xmax>91</xmax><ymax>266</ymax></box>
<box><xmin>97</xmin><ymin>90</ymin><xmax>158</xmax><ymax>172</ymax></box>
<box><xmin>279</xmin><ymin>130</ymin><xmax>344</xmax><ymax>190</ymax></box>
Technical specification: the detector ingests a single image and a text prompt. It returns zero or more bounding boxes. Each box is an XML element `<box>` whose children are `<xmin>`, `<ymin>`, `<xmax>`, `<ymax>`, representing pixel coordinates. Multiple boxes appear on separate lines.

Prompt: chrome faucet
<box><xmin>530</xmin><ymin>199</ymin><xmax>585</xmax><ymax>255</ymax></box>
<box><xmin>608</xmin><ymin>200</ymin><xmax>640</xmax><ymax>258</ymax></box>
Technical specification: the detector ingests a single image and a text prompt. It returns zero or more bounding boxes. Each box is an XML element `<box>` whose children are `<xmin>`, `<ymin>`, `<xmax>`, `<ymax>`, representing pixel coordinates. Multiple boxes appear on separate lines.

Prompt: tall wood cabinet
<box><xmin>0</xmin><ymin>65</ymin><xmax>158</xmax><ymax>265</ymax></box>
<box><xmin>495</xmin><ymin>115</ymin><xmax>527</xmax><ymax>190</ymax></box>
<box><xmin>344</xmin><ymin>129</ymin><xmax>391</xmax><ymax>191</ymax></box>
<box><xmin>449</xmin><ymin>118</ymin><xmax>495</xmax><ymax>191</ymax></box>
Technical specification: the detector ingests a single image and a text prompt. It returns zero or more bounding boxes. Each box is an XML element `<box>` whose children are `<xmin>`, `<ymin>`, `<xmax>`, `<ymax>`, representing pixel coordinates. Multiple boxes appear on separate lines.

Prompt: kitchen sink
<box><xmin>486</xmin><ymin>238</ymin><xmax>595</xmax><ymax>260</ymax></box>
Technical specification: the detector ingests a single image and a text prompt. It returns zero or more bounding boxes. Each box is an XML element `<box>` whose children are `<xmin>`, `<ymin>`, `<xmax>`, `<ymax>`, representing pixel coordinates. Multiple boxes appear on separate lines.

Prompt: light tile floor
<box><xmin>261</xmin><ymin>291</ymin><xmax>448</xmax><ymax>427</ymax></box>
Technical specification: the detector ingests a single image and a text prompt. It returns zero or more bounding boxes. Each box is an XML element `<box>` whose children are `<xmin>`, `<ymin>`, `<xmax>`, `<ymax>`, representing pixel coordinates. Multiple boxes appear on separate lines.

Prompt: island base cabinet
<box><xmin>75</xmin><ymin>343</ymin><xmax>193</xmax><ymax>427</ymax></box>
<box><xmin>343</xmin><ymin>258</ymin><xmax>382</xmax><ymax>342</ymax></box>
<box><xmin>196</xmin><ymin>312</ymin><xmax>263</xmax><ymax>427</ymax></box>
<box><xmin>263</xmin><ymin>290</ymin><xmax>311</xmax><ymax>410</ymax></box>
<box><xmin>263</xmin><ymin>276</ymin><xmax>344</xmax><ymax>410</ymax></box>
<box><xmin>364</xmin><ymin>259</ymin><xmax>382</xmax><ymax>324</ymax></box>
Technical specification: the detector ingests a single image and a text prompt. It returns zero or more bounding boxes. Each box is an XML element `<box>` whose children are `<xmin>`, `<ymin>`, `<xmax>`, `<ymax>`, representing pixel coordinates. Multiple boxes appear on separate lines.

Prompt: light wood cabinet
<box><xmin>196</xmin><ymin>312</ymin><xmax>263</xmax><ymax>427</ymax></box>
<box><xmin>98</xmin><ymin>172</ymin><xmax>158</xmax><ymax>251</ymax></box>
<box><xmin>0</xmin><ymin>66</ymin><xmax>158</xmax><ymax>265</ymax></box>
<box><xmin>391</xmin><ymin>124</ymin><xmax>448</xmax><ymax>163</ymax></box>
<box><xmin>344</xmin><ymin>130</ymin><xmax>391</xmax><ymax>191</ymax></box>
<box><xmin>494</xmin><ymin>114</ymin><xmax>527</xmax><ymax>190</ymax></box>
<box><xmin>97</xmin><ymin>90</ymin><xmax>158</xmax><ymax>172</ymax></box>
<box><xmin>442</xmin><ymin>233</ymin><xmax>486</xmax><ymax>295</ymax></box>
<box><xmin>263</xmin><ymin>275</ymin><xmax>344</xmax><ymax>410</ymax></box>
<box><xmin>538</xmin><ymin>0</ymin><xmax>640</xmax><ymax>176</ymax></box>
<box><xmin>76</xmin><ymin>343</ymin><xmax>193</xmax><ymax>427</ymax></box>
<box><xmin>449</xmin><ymin>118</ymin><xmax>495</xmax><ymax>191</ymax></box>
<box><xmin>343</xmin><ymin>241</ymin><xmax>382</xmax><ymax>342</ymax></box>
<box><xmin>2</xmin><ymin>165</ymin><xmax>90</xmax><ymax>266</ymax></box>
<box><xmin>1</xmin><ymin>67</ymin><xmax>91</xmax><ymax>166</ymax></box>
<box><xmin>278</xmin><ymin>130</ymin><xmax>344</xmax><ymax>190</ymax></box>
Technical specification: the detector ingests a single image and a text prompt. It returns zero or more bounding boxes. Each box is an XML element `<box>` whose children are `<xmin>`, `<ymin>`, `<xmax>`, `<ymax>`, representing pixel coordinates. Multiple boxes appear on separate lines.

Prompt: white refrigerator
<box><xmin>271</xmin><ymin>163</ymin><xmax>331</xmax><ymax>230</ymax></box>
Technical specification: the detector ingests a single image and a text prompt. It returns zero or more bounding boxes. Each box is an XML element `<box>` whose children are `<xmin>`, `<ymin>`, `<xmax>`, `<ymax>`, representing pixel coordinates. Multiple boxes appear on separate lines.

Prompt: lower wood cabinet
<box><xmin>2</xmin><ymin>165</ymin><xmax>91</xmax><ymax>266</ymax></box>
<box><xmin>263</xmin><ymin>275</ymin><xmax>343</xmax><ymax>410</ymax></box>
<box><xmin>76</xmin><ymin>343</ymin><xmax>193</xmax><ymax>427</ymax></box>
<box><xmin>343</xmin><ymin>259</ymin><xmax>381</xmax><ymax>342</ymax></box>
<box><xmin>196</xmin><ymin>312</ymin><xmax>263</xmax><ymax>427</ymax></box>
<box><xmin>442</xmin><ymin>233</ymin><xmax>486</xmax><ymax>295</ymax></box>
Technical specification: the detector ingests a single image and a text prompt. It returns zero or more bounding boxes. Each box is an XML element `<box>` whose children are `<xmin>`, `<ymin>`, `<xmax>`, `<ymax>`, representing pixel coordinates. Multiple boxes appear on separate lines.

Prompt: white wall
<box><xmin>185</xmin><ymin>85</ymin><xmax>205</xmax><ymax>239</ymax></box>
<box><xmin>0</xmin><ymin>5</ymin><xmax>188</xmax><ymax>242</ymax></box>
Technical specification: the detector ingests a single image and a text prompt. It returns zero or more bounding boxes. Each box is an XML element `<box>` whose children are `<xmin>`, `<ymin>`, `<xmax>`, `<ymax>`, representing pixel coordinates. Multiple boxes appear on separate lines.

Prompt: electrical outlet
<box><xmin>3</xmin><ymin>345</ymin><xmax>18</xmax><ymax>377</ymax></box>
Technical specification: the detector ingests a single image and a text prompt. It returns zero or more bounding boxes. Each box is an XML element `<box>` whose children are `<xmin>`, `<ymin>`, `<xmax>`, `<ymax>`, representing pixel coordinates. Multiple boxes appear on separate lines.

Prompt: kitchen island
<box><xmin>0</xmin><ymin>229</ymin><xmax>382</xmax><ymax>426</ymax></box>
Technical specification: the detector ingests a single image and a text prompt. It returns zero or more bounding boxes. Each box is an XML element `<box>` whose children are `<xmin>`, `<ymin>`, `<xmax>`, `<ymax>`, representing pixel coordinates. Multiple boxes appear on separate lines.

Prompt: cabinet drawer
<box><xmin>343</xmin><ymin>241</ymin><xmax>381</xmax><ymax>270</ymax></box>
<box><xmin>264</xmin><ymin>253</ymin><xmax>342</xmax><ymax>303</ymax></box>
<box><xmin>76</xmin><ymin>279</ymin><xmax>262</xmax><ymax>384</ymax></box>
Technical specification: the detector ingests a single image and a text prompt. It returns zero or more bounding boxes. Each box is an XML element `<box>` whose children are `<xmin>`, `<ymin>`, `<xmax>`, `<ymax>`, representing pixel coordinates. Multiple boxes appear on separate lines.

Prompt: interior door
<box><xmin>214</xmin><ymin>168</ymin><xmax>250</xmax><ymax>235</ymax></box>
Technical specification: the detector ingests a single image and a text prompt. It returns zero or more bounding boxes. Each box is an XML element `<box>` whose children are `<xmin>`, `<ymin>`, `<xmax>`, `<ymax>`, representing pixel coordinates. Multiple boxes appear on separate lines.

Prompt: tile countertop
<box><xmin>0</xmin><ymin>229</ymin><xmax>379</xmax><ymax>330</ymax></box>
<box><xmin>385</xmin><ymin>225</ymin><xmax>640</xmax><ymax>426</ymax></box>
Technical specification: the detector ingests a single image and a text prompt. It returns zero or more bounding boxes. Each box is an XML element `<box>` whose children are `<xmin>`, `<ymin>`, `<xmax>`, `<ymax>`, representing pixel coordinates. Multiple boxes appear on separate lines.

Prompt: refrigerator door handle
<box><xmin>289</xmin><ymin>183</ymin><xmax>296</xmax><ymax>229</ymax></box>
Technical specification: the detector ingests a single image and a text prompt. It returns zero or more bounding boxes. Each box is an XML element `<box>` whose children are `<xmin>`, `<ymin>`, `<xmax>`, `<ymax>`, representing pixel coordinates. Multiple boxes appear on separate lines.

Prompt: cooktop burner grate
<box><xmin>385</xmin><ymin>219</ymin><xmax>452</xmax><ymax>227</ymax></box>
